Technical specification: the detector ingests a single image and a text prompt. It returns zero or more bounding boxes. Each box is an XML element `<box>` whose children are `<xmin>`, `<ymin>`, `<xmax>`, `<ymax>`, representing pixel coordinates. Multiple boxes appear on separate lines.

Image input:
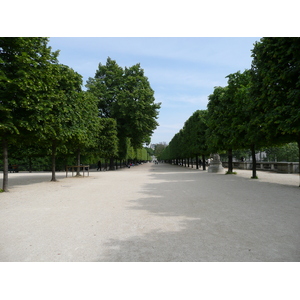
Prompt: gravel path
<box><xmin>0</xmin><ymin>163</ymin><xmax>299</xmax><ymax>261</ymax></box>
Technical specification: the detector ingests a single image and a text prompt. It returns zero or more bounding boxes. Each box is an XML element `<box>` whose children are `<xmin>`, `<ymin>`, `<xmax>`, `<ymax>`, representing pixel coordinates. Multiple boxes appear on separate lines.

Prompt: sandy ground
<box><xmin>0</xmin><ymin>163</ymin><xmax>299</xmax><ymax>262</ymax></box>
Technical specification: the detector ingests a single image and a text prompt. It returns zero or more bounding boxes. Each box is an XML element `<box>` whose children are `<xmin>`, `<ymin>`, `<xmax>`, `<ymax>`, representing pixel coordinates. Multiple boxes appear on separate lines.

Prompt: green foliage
<box><xmin>153</xmin><ymin>142</ymin><xmax>167</xmax><ymax>158</ymax></box>
<box><xmin>0</xmin><ymin>37</ymin><xmax>60</xmax><ymax>189</ymax></box>
<box><xmin>206</xmin><ymin>86</ymin><xmax>229</xmax><ymax>152</ymax></box>
<box><xmin>96</xmin><ymin>118</ymin><xmax>119</xmax><ymax>159</ymax></box>
<box><xmin>144</xmin><ymin>146</ymin><xmax>154</xmax><ymax>156</ymax></box>
<box><xmin>86</xmin><ymin>57</ymin><xmax>123</xmax><ymax>118</ymax></box>
<box><xmin>226</xmin><ymin>171</ymin><xmax>237</xmax><ymax>175</ymax></box>
<box><xmin>35</xmin><ymin>64</ymin><xmax>84</xmax><ymax>141</ymax></box>
<box><xmin>228</xmin><ymin>149</ymin><xmax>250</xmax><ymax>161</ymax></box>
<box><xmin>0</xmin><ymin>37</ymin><xmax>59</xmax><ymax>141</ymax></box>
<box><xmin>250</xmin><ymin>37</ymin><xmax>300</xmax><ymax>143</ymax></box>
<box><xmin>160</xmin><ymin>110</ymin><xmax>209</xmax><ymax>162</ymax></box>
<box><xmin>206</xmin><ymin>70</ymin><xmax>263</xmax><ymax>153</ymax></box>
<box><xmin>121</xmin><ymin>63</ymin><xmax>160</xmax><ymax>148</ymax></box>
<box><xmin>263</xmin><ymin>143</ymin><xmax>299</xmax><ymax>162</ymax></box>
<box><xmin>64</xmin><ymin>91</ymin><xmax>102</xmax><ymax>156</ymax></box>
<box><xmin>86</xmin><ymin>57</ymin><xmax>161</xmax><ymax>154</ymax></box>
<box><xmin>32</xmin><ymin>63</ymin><xmax>90</xmax><ymax>180</ymax></box>
<box><xmin>135</xmin><ymin>148</ymin><xmax>150</xmax><ymax>161</ymax></box>
<box><xmin>183</xmin><ymin>110</ymin><xmax>209</xmax><ymax>157</ymax></box>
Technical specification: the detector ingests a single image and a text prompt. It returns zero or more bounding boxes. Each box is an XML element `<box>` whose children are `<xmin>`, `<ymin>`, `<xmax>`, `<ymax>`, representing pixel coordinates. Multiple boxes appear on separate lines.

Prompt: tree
<box><xmin>34</xmin><ymin>64</ymin><xmax>87</xmax><ymax>181</ymax></box>
<box><xmin>206</xmin><ymin>86</ymin><xmax>234</xmax><ymax>171</ymax></box>
<box><xmin>160</xmin><ymin>145</ymin><xmax>171</xmax><ymax>162</ymax></box>
<box><xmin>86</xmin><ymin>57</ymin><xmax>123</xmax><ymax>119</ymax></box>
<box><xmin>264</xmin><ymin>143</ymin><xmax>299</xmax><ymax>162</ymax></box>
<box><xmin>145</xmin><ymin>146</ymin><xmax>154</xmax><ymax>157</ymax></box>
<box><xmin>65</xmin><ymin>91</ymin><xmax>102</xmax><ymax>176</ymax></box>
<box><xmin>182</xmin><ymin>110</ymin><xmax>209</xmax><ymax>170</ymax></box>
<box><xmin>225</xmin><ymin>70</ymin><xmax>263</xmax><ymax>178</ymax></box>
<box><xmin>86</xmin><ymin>58</ymin><xmax>160</xmax><ymax>167</ymax></box>
<box><xmin>0</xmin><ymin>37</ymin><xmax>58</xmax><ymax>191</ymax></box>
<box><xmin>120</xmin><ymin>63</ymin><xmax>160</xmax><ymax>149</ymax></box>
<box><xmin>96</xmin><ymin>117</ymin><xmax>118</xmax><ymax>162</ymax></box>
<box><xmin>207</xmin><ymin>70</ymin><xmax>265</xmax><ymax>178</ymax></box>
<box><xmin>250</xmin><ymin>38</ymin><xmax>300</xmax><ymax>180</ymax></box>
<box><xmin>153</xmin><ymin>142</ymin><xmax>167</xmax><ymax>158</ymax></box>
<box><xmin>168</xmin><ymin>130</ymin><xmax>185</xmax><ymax>165</ymax></box>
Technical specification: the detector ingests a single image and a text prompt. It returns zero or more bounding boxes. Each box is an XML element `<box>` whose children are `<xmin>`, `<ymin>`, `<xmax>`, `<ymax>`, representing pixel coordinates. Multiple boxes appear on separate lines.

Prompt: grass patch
<box><xmin>226</xmin><ymin>171</ymin><xmax>237</xmax><ymax>175</ymax></box>
<box><xmin>251</xmin><ymin>176</ymin><xmax>259</xmax><ymax>179</ymax></box>
<box><xmin>0</xmin><ymin>189</ymin><xmax>4</xmax><ymax>193</ymax></box>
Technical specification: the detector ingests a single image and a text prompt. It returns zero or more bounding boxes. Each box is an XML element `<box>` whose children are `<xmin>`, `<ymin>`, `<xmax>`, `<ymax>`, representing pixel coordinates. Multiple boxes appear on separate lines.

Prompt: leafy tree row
<box><xmin>263</xmin><ymin>143</ymin><xmax>299</xmax><ymax>162</ymax></box>
<box><xmin>218</xmin><ymin>143</ymin><xmax>299</xmax><ymax>163</ymax></box>
<box><xmin>1</xmin><ymin>38</ymin><xmax>160</xmax><ymax>191</ymax></box>
<box><xmin>1</xmin><ymin>37</ymin><xmax>96</xmax><ymax>191</ymax></box>
<box><xmin>85</xmin><ymin>57</ymin><xmax>161</xmax><ymax>167</ymax></box>
<box><xmin>160</xmin><ymin>37</ymin><xmax>300</xmax><ymax>183</ymax></box>
<box><xmin>159</xmin><ymin>110</ymin><xmax>209</xmax><ymax>169</ymax></box>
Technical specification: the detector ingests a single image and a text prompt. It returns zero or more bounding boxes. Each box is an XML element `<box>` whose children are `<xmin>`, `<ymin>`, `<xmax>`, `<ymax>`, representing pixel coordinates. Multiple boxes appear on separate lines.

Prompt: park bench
<box><xmin>65</xmin><ymin>165</ymin><xmax>89</xmax><ymax>177</ymax></box>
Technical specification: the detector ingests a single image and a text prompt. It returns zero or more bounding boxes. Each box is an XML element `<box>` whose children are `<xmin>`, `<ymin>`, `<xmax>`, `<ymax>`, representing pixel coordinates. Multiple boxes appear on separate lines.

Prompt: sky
<box><xmin>4</xmin><ymin>1</ymin><xmax>296</xmax><ymax>146</ymax></box>
<box><xmin>48</xmin><ymin>37</ymin><xmax>261</xmax><ymax>145</ymax></box>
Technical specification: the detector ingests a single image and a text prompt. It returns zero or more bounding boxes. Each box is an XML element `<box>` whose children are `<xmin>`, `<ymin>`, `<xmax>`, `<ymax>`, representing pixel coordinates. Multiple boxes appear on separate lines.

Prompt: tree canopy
<box><xmin>0</xmin><ymin>37</ymin><xmax>59</xmax><ymax>190</ymax></box>
<box><xmin>86</xmin><ymin>57</ymin><xmax>161</xmax><ymax>158</ymax></box>
<box><xmin>250</xmin><ymin>37</ymin><xmax>300</xmax><ymax>146</ymax></box>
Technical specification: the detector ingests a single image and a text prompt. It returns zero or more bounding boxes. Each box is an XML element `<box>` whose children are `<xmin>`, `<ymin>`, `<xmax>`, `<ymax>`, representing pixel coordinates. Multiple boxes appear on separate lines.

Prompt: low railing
<box><xmin>222</xmin><ymin>161</ymin><xmax>299</xmax><ymax>174</ymax></box>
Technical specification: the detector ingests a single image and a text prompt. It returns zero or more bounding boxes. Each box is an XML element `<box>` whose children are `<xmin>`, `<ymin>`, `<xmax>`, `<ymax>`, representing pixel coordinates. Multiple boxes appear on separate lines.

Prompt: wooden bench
<box><xmin>66</xmin><ymin>165</ymin><xmax>89</xmax><ymax>177</ymax></box>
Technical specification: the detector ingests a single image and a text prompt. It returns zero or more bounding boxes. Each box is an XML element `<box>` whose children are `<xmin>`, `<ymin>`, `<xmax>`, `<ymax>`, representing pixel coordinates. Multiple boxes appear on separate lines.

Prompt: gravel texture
<box><xmin>0</xmin><ymin>163</ymin><xmax>299</xmax><ymax>261</ymax></box>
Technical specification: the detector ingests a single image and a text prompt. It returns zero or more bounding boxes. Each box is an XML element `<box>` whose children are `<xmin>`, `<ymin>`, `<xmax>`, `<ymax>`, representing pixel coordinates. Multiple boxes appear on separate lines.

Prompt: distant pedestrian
<box><xmin>13</xmin><ymin>164</ymin><xmax>18</xmax><ymax>173</ymax></box>
<box><xmin>97</xmin><ymin>161</ymin><xmax>101</xmax><ymax>171</ymax></box>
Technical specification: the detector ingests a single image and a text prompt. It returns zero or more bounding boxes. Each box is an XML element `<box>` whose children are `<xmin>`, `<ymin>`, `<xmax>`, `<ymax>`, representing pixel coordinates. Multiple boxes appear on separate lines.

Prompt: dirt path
<box><xmin>0</xmin><ymin>163</ymin><xmax>299</xmax><ymax>261</ymax></box>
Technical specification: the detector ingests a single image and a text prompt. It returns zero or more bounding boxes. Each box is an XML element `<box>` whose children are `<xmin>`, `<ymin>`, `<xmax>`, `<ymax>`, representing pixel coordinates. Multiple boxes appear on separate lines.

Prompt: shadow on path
<box><xmin>0</xmin><ymin>172</ymin><xmax>67</xmax><ymax>189</ymax></box>
<box><xmin>99</xmin><ymin>164</ymin><xmax>300</xmax><ymax>262</ymax></box>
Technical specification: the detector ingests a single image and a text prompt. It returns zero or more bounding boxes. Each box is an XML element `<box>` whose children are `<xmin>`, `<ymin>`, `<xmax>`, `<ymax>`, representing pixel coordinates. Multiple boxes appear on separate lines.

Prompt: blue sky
<box><xmin>3</xmin><ymin>0</ymin><xmax>297</xmax><ymax>146</ymax></box>
<box><xmin>48</xmin><ymin>37</ymin><xmax>260</xmax><ymax>145</ymax></box>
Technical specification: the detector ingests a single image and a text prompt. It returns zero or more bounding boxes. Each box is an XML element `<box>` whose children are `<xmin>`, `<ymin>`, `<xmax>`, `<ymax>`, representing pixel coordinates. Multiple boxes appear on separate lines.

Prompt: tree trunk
<box><xmin>76</xmin><ymin>148</ymin><xmax>81</xmax><ymax>176</ymax></box>
<box><xmin>251</xmin><ymin>144</ymin><xmax>257</xmax><ymax>179</ymax></box>
<box><xmin>51</xmin><ymin>141</ymin><xmax>57</xmax><ymax>181</ymax></box>
<box><xmin>109</xmin><ymin>158</ymin><xmax>115</xmax><ymax>170</ymax></box>
<box><xmin>228</xmin><ymin>148</ymin><xmax>233</xmax><ymax>173</ymax></box>
<box><xmin>2</xmin><ymin>139</ymin><xmax>9</xmax><ymax>192</ymax></box>
<box><xmin>297</xmin><ymin>137</ymin><xmax>300</xmax><ymax>187</ymax></box>
<box><xmin>196</xmin><ymin>155</ymin><xmax>199</xmax><ymax>169</ymax></box>
<box><xmin>29</xmin><ymin>156</ymin><xmax>32</xmax><ymax>173</ymax></box>
<box><xmin>202</xmin><ymin>155</ymin><xmax>206</xmax><ymax>170</ymax></box>
<box><xmin>187</xmin><ymin>158</ymin><xmax>189</xmax><ymax>168</ymax></box>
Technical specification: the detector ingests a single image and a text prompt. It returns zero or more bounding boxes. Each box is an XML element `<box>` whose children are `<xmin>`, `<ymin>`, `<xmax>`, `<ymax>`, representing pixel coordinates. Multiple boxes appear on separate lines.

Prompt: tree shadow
<box><xmin>0</xmin><ymin>172</ymin><xmax>67</xmax><ymax>189</ymax></box>
<box><xmin>97</xmin><ymin>164</ymin><xmax>300</xmax><ymax>262</ymax></box>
